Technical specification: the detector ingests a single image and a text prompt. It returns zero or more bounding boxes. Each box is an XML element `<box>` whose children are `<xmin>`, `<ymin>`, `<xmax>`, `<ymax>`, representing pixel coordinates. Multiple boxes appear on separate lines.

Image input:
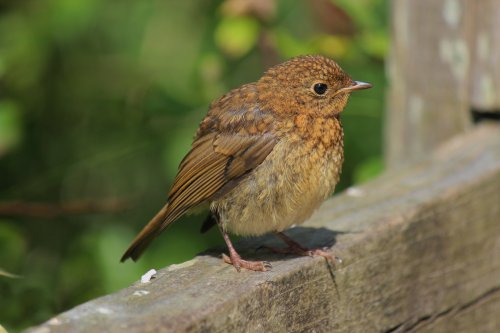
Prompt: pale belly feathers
<box><xmin>211</xmin><ymin>138</ymin><xmax>343</xmax><ymax>236</ymax></box>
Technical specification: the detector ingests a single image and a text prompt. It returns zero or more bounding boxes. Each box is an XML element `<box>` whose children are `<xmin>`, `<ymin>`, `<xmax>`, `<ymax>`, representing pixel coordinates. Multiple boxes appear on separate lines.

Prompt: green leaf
<box><xmin>47</xmin><ymin>0</ymin><xmax>100</xmax><ymax>41</ymax></box>
<box><xmin>359</xmin><ymin>30</ymin><xmax>389</xmax><ymax>59</ymax></box>
<box><xmin>312</xmin><ymin>35</ymin><xmax>351</xmax><ymax>59</ymax></box>
<box><xmin>272</xmin><ymin>29</ymin><xmax>314</xmax><ymax>58</ymax></box>
<box><xmin>353</xmin><ymin>157</ymin><xmax>384</xmax><ymax>184</ymax></box>
<box><xmin>0</xmin><ymin>101</ymin><xmax>23</xmax><ymax>156</ymax></box>
<box><xmin>215</xmin><ymin>16</ymin><xmax>260</xmax><ymax>58</ymax></box>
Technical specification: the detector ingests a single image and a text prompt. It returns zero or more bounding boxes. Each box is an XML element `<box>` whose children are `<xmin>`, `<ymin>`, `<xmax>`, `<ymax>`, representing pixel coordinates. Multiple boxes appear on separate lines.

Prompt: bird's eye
<box><xmin>313</xmin><ymin>83</ymin><xmax>328</xmax><ymax>95</ymax></box>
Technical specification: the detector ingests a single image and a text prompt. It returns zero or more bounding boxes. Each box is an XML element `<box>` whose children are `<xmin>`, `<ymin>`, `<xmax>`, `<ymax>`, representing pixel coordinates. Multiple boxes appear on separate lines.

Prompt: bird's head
<box><xmin>258</xmin><ymin>55</ymin><xmax>372</xmax><ymax>116</ymax></box>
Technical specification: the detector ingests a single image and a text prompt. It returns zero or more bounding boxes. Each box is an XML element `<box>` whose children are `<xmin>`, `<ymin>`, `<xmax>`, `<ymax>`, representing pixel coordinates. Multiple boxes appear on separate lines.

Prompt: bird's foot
<box><xmin>220</xmin><ymin>227</ymin><xmax>271</xmax><ymax>272</ymax></box>
<box><xmin>305</xmin><ymin>248</ymin><xmax>341</xmax><ymax>265</ymax></box>
<box><xmin>266</xmin><ymin>245</ymin><xmax>340</xmax><ymax>265</ymax></box>
<box><xmin>272</xmin><ymin>232</ymin><xmax>341</xmax><ymax>266</ymax></box>
<box><xmin>222</xmin><ymin>253</ymin><xmax>271</xmax><ymax>272</ymax></box>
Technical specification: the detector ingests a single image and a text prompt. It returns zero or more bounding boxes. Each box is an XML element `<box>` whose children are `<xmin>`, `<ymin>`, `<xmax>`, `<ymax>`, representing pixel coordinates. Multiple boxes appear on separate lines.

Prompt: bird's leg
<box><xmin>213</xmin><ymin>212</ymin><xmax>272</xmax><ymax>272</ymax></box>
<box><xmin>221</xmin><ymin>231</ymin><xmax>271</xmax><ymax>272</ymax></box>
<box><xmin>272</xmin><ymin>232</ymin><xmax>339</xmax><ymax>264</ymax></box>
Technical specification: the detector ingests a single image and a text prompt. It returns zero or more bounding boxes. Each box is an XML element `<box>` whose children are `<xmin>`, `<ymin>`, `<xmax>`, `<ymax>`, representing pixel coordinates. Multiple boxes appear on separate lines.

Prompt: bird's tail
<box><xmin>120</xmin><ymin>203</ymin><xmax>170</xmax><ymax>262</ymax></box>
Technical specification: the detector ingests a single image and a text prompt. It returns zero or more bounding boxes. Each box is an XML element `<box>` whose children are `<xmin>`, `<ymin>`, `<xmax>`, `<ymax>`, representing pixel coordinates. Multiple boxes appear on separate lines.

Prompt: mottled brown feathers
<box><xmin>121</xmin><ymin>55</ymin><xmax>372</xmax><ymax>263</ymax></box>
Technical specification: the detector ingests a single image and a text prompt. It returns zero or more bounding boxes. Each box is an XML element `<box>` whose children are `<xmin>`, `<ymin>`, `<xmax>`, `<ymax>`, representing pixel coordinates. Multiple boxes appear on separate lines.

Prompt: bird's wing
<box><xmin>167</xmin><ymin>132</ymin><xmax>277</xmax><ymax>219</ymax></box>
<box><xmin>121</xmin><ymin>130</ymin><xmax>277</xmax><ymax>261</ymax></box>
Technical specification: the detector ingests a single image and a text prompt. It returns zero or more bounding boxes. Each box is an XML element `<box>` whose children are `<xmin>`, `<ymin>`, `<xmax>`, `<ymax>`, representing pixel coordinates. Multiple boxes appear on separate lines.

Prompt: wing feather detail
<box><xmin>121</xmin><ymin>129</ymin><xmax>277</xmax><ymax>261</ymax></box>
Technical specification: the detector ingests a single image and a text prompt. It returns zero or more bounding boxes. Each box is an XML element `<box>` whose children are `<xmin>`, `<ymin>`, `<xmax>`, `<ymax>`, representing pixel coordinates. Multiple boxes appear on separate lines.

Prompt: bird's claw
<box><xmin>307</xmin><ymin>248</ymin><xmax>341</xmax><ymax>266</ymax></box>
<box><xmin>222</xmin><ymin>253</ymin><xmax>271</xmax><ymax>272</ymax></box>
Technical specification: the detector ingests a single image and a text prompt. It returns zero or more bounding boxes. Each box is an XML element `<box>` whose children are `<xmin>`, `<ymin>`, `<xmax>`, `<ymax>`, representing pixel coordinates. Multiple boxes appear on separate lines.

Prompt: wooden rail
<box><xmin>25</xmin><ymin>122</ymin><xmax>500</xmax><ymax>333</ymax></box>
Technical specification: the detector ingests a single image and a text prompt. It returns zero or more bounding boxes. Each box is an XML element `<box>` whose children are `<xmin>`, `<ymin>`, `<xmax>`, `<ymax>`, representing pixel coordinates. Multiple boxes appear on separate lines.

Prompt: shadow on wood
<box><xmin>201</xmin><ymin>226</ymin><xmax>344</xmax><ymax>261</ymax></box>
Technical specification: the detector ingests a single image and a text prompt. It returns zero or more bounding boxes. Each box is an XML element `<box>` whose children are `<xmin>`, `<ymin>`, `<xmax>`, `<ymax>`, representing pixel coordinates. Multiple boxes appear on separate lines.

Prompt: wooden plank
<box><xmin>470</xmin><ymin>0</ymin><xmax>500</xmax><ymax>112</ymax></box>
<box><xmin>405</xmin><ymin>288</ymin><xmax>500</xmax><ymax>332</ymax></box>
<box><xmin>25</xmin><ymin>123</ymin><xmax>500</xmax><ymax>333</ymax></box>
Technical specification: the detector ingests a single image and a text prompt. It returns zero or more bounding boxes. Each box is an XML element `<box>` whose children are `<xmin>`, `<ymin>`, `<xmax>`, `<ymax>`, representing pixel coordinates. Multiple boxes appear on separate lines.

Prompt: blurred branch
<box><xmin>0</xmin><ymin>198</ymin><xmax>131</xmax><ymax>219</ymax></box>
<box><xmin>220</xmin><ymin>0</ymin><xmax>276</xmax><ymax>21</ymax></box>
<box><xmin>0</xmin><ymin>268</ymin><xmax>21</xmax><ymax>279</ymax></box>
<box><xmin>309</xmin><ymin>0</ymin><xmax>357</xmax><ymax>36</ymax></box>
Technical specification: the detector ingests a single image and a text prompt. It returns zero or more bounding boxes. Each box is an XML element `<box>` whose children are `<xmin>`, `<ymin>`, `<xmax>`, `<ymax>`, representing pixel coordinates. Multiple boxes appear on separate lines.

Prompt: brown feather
<box><xmin>121</xmin><ymin>128</ymin><xmax>276</xmax><ymax>262</ymax></box>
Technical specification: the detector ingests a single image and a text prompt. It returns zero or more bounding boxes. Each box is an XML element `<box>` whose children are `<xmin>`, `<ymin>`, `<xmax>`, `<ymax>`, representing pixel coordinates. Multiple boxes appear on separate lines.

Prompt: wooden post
<box><xmin>387</xmin><ymin>0</ymin><xmax>500</xmax><ymax>168</ymax></box>
<box><xmin>470</xmin><ymin>0</ymin><xmax>500</xmax><ymax>111</ymax></box>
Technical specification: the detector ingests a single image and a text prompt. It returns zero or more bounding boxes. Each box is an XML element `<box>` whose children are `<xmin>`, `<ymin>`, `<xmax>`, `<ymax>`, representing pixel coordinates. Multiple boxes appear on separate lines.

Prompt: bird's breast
<box><xmin>212</xmin><ymin>115</ymin><xmax>344</xmax><ymax>236</ymax></box>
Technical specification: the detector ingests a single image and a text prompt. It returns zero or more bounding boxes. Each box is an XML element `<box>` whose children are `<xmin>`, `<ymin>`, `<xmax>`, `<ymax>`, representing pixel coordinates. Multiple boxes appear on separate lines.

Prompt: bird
<box><xmin>121</xmin><ymin>55</ymin><xmax>372</xmax><ymax>271</ymax></box>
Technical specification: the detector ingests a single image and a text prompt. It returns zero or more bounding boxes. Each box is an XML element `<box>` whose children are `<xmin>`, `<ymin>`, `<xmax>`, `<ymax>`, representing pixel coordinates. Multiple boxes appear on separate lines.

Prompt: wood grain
<box><xmin>25</xmin><ymin>123</ymin><xmax>500</xmax><ymax>333</ymax></box>
<box><xmin>469</xmin><ymin>0</ymin><xmax>500</xmax><ymax>112</ymax></box>
<box><xmin>387</xmin><ymin>0</ymin><xmax>500</xmax><ymax>168</ymax></box>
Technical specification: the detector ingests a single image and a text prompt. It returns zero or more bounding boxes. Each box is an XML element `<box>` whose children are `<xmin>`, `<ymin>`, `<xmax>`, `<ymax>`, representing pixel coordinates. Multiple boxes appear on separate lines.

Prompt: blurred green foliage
<box><xmin>0</xmin><ymin>0</ymin><xmax>387</xmax><ymax>330</ymax></box>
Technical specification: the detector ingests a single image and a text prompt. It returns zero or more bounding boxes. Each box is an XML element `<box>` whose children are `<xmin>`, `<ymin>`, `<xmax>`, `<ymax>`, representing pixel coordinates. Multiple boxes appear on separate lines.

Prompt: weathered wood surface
<box><xmin>25</xmin><ymin>122</ymin><xmax>500</xmax><ymax>333</ymax></box>
<box><xmin>470</xmin><ymin>0</ymin><xmax>500</xmax><ymax>112</ymax></box>
<box><xmin>387</xmin><ymin>0</ymin><xmax>500</xmax><ymax>168</ymax></box>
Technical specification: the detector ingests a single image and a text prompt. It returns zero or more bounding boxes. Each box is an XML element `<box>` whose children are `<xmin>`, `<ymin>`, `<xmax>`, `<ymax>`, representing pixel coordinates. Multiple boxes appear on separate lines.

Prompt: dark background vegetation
<box><xmin>0</xmin><ymin>0</ymin><xmax>387</xmax><ymax>330</ymax></box>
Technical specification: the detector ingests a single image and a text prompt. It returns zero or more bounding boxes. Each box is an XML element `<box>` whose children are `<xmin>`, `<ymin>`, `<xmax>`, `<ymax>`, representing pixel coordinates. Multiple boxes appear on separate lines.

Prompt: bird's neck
<box><xmin>274</xmin><ymin>113</ymin><xmax>343</xmax><ymax>150</ymax></box>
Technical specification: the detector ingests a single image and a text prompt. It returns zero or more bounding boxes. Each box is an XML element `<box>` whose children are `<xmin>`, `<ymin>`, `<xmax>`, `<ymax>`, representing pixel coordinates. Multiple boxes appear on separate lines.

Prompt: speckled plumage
<box><xmin>121</xmin><ymin>55</ymin><xmax>371</xmax><ymax>271</ymax></box>
<box><xmin>213</xmin><ymin>115</ymin><xmax>344</xmax><ymax>236</ymax></box>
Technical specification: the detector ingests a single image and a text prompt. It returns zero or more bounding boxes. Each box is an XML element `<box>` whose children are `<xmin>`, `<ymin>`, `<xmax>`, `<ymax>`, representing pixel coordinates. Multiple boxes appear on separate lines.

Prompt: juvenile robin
<box><xmin>121</xmin><ymin>55</ymin><xmax>372</xmax><ymax>271</ymax></box>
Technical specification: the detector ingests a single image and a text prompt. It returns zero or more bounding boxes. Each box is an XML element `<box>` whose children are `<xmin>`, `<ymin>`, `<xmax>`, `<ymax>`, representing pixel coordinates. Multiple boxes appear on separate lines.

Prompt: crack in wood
<box><xmin>384</xmin><ymin>286</ymin><xmax>500</xmax><ymax>333</ymax></box>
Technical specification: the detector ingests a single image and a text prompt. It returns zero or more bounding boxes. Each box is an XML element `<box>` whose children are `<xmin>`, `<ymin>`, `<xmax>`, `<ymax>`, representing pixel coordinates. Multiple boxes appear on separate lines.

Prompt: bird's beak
<box><xmin>338</xmin><ymin>81</ymin><xmax>373</xmax><ymax>94</ymax></box>
<box><xmin>333</xmin><ymin>81</ymin><xmax>373</xmax><ymax>98</ymax></box>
